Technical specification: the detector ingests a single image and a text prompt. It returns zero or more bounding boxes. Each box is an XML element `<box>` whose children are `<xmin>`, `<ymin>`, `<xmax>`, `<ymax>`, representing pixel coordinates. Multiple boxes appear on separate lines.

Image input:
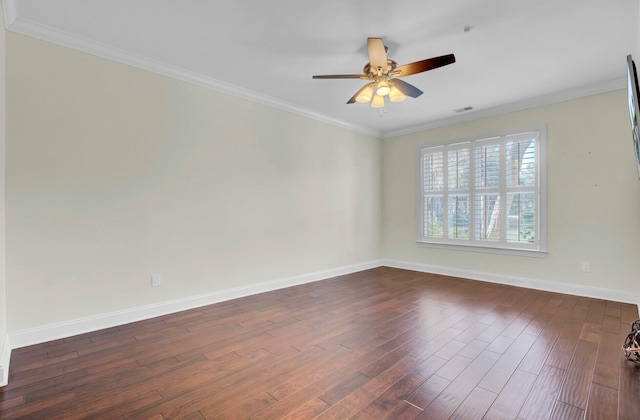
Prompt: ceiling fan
<box><xmin>313</xmin><ymin>38</ymin><xmax>455</xmax><ymax>108</ymax></box>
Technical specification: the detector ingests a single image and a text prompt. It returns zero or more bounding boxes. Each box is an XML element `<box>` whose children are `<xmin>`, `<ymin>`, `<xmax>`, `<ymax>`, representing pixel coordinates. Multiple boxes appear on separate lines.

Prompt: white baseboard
<box><xmin>382</xmin><ymin>259</ymin><xmax>640</xmax><ymax>305</ymax></box>
<box><xmin>1</xmin><ymin>335</ymin><xmax>10</xmax><ymax>387</ymax></box>
<box><xmin>8</xmin><ymin>260</ymin><xmax>384</xmax><ymax>351</ymax></box>
<box><xmin>4</xmin><ymin>258</ymin><xmax>639</xmax><ymax>387</ymax></box>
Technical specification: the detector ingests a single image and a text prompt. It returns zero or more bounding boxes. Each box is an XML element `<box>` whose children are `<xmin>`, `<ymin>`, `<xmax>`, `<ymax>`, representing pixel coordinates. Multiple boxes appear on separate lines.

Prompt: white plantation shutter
<box><xmin>474</xmin><ymin>139</ymin><xmax>501</xmax><ymax>242</ymax></box>
<box><xmin>418</xmin><ymin>128</ymin><xmax>545</xmax><ymax>255</ymax></box>
<box><xmin>446</xmin><ymin>145</ymin><xmax>470</xmax><ymax>240</ymax></box>
<box><xmin>504</xmin><ymin>133</ymin><xmax>537</xmax><ymax>245</ymax></box>
<box><xmin>422</xmin><ymin>148</ymin><xmax>445</xmax><ymax>238</ymax></box>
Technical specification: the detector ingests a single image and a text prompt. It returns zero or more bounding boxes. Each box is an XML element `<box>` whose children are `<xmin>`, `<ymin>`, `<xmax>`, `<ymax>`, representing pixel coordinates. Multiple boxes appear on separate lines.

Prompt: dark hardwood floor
<box><xmin>2</xmin><ymin>267</ymin><xmax>640</xmax><ymax>419</ymax></box>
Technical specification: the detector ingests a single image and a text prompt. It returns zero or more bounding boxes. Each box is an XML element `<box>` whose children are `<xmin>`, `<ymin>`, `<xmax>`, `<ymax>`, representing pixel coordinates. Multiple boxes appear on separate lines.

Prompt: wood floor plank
<box><xmin>558</xmin><ymin>340</ymin><xmax>598</xmax><ymax>409</ymax></box>
<box><xmin>449</xmin><ymin>386</ymin><xmax>497</xmax><ymax>420</ymax></box>
<box><xmin>545</xmin><ymin>322</ymin><xmax>582</xmax><ymax>370</ymax></box>
<box><xmin>49</xmin><ymin>389</ymin><xmax>163</xmax><ymax>420</ymax></box>
<box><xmin>313</xmin><ymin>387</ymin><xmax>376</xmax><ymax>420</ymax></box>
<box><xmin>580</xmin><ymin>322</ymin><xmax>602</xmax><ymax>343</ymax></box>
<box><xmin>605</xmin><ymin>301</ymin><xmax>622</xmax><ymax>318</ymax></box>
<box><xmin>403</xmin><ymin>373</ymin><xmax>450</xmax><ymax>412</ymax></box>
<box><xmin>122</xmin><ymin>348</ymin><xmax>304</xmax><ymax>419</ymax></box>
<box><xmin>522</xmin><ymin>311</ymin><xmax>553</xmax><ymax>337</ymax></box>
<box><xmin>193</xmin><ymin>346</ymin><xmax>335</xmax><ymax>404</ymax></box>
<box><xmin>485</xmin><ymin>335</ymin><xmax>515</xmax><ymax>354</ymax></box>
<box><xmin>360</xmin><ymin>354</ymin><xmax>424</xmax><ymax>402</ymax></box>
<box><xmin>252</xmin><ymin>340</ymin><xmax>384</xmax><ymax>420</ymax></box>
<box><xmin>501</xmin><ymin>313</ymin><xmax>534</xmax><ymax>339</ymax></box>
<box><xmin>278</xmin><ymin>397</ymin><xmax>330</xmax><ymax>420</ymax></box>
<box><xmin>603</xmin><ymin>314</ymin><xmax>622</xmax><ymax>333</ymax></box>
<box><xmin>1</xmin><ymin>267</ymin><xmax>638</xmax><ymax>419</ymax></box>
<box><xmin>593</xmin><ymin>330</ymin><xmax>621</xmax><ymax>389</ymax></box>
<box><xmin>452</xmin><ymin>319</ymin><xmax>492</xmax><ymax>344</ymax></box>
<box><xmin>249</xmin><ymin>340</ymin><xmax>389</xmax><ymax>420</ymax></box>
<box><xmin>318</xmin><ymin>371</ymin><xmax>371</xmax><ymax>406</ymax></box>
<box><xmin>378</xmin><ymin>400</ymin><xmax>423</xmax><ymax>420</ymax></box>
<box><xmin>417</xmin><ymin>350</ymin><xmax>500</xmax><ymax>418</ymax></box>
<box><xmin>456</xmin><ymin>338</ymin><xmax>489</xmax><ymax>359</ymax></box>
<box><xmin>518</xmin><ymin>364</ymin><xmax>566</xmax><ymax>420</ymax></box>
<box><xmin>618</xmin><ymin>353</ymin><xmax>640</xmax><ymax>420</ymax></box>
<box><xmin>477</xmin><ymin>333</ymin><xmax>536</xmax><ymax>394</ymax></box>
<box><xmin>433</xmin><ymin>338</ymin><xmax>466</xmax><ymax>359</ymax></box>
<box><xmin>517</xmin><ymin>319</ymin><xmax>564</xmax><ymax>375</ymax></box>
<box><xmin>551</xmin><ymin>401</ymin><xmax>585</xmax><ymax>420</ymax></box>
<box><xmin>203</xmin><ymin>391</ymin><xmax>277</xmax><ymax>419</ymax></box>
<box><xmin>351</xmin><ymin>353</ymin><xmax>449</xmax><ymax>419</ymax></box>
<box><xmin>432</xmin><ymin>354</ymin><xmax>473</xmax><ymax>381</ymax></box>
<box><xmin>585</xmin><ymin>299</ymin><xmax>606</xmax><ymax>324</ymax></box>
<box><xmin>483</xmin><ymin>369</ymin><xmax>537</xmax><ymax>419</ymax></box>
<box><xmin>621</xmin><ymin>303</ymin><xmax>639</xmax><ymax>323</ymax></box>
<box><xmin>585</xmin><ymin>383</ymin><xmax>618</xmax><ymax>420</ymax></box>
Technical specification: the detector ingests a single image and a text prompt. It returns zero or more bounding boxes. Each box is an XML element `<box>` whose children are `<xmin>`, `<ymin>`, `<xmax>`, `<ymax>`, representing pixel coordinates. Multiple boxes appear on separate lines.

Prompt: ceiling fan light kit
<box><xmin>313</xmin><ymin>37</ymin><xmax>455</xmax><ymax>108</ymax></box>
<box><xmin>388</xmin><ymin>85</ymin><xmax>406</xmax><ymax>102</ymax></box>
<box><xmin>355</xmin><ymin>83</ymin><xmax>375</xmax><ymax>103</ymax></box>
<box><xmin>371</xmin><ymin>94</ymin><xmax>385</xmax><ymax>108</ymax></box>
<box><xmin>376</xmin><ymin>80</ymin><xmax>391</xmax><ymax>96</ymax></box>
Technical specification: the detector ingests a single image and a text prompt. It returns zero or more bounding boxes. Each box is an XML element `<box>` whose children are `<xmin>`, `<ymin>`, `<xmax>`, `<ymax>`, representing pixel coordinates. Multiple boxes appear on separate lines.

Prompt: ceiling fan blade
<box><xmin>347</xmin><ymin>82</ymin><xmax>375</xmax><ymax>104</ymax></box>
<box><xmin>392</xmin><ymin>54</ymin><xmax>456</xmax><ymax>77</ymax></box>
<box><xmin>367</xmin><ymin>37</ymin><xmax>387</xmax><ymax>71</ymax></box>
<box><xmin>390</xmin><ymin>79</ymin><xmax>423</xmax><ymax>98</ymax></box>
<box><xmin>312</xmin><ymin>74</ymin><xmax>369</xmax><ymax>79</ymax></box>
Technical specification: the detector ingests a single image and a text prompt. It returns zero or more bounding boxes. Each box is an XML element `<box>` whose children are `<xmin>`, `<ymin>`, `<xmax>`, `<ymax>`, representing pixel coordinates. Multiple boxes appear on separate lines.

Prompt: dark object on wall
<box><xmin>626</xmin><ymin>55</ymin><xmax>640</xmax><ymax>179</ymax></box>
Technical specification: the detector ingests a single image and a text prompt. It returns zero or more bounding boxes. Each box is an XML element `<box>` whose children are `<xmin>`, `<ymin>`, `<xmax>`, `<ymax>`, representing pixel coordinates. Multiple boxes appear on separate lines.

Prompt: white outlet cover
<box><xmin>151</xmin><ymin>274</ymin><xmax>161</xmax><ymax>287</ymax></box>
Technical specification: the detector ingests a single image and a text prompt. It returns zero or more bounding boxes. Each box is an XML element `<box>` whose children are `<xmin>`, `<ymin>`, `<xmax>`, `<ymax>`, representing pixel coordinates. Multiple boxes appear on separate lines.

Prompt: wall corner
<box><xmin>0</xmin><ymin>335</ymin><xmax>9</xmax><ymax>387</ymax></box>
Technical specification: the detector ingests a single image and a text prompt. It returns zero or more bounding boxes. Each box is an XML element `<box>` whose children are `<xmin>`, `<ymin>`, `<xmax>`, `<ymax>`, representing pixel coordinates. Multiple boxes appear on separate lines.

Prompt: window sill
<box><xmin>416</xmin><ymin>240</ymin><xmax>548</xmax><ymax>258</ymax></box>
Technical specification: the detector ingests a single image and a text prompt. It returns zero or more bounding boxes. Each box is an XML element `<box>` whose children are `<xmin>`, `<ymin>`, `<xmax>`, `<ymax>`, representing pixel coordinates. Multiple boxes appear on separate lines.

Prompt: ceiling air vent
<box><xmin>454</xmin><ymin>106</ymin><xmax>474</xmax><ymax>113</ymax></box>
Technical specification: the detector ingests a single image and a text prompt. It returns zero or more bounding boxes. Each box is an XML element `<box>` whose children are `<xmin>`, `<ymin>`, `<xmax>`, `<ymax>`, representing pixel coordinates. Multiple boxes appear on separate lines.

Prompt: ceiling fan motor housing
<box><xmin>364</xmin><ymin>59</ymin><xmax>397</xmax><ymax>78</ymax></box>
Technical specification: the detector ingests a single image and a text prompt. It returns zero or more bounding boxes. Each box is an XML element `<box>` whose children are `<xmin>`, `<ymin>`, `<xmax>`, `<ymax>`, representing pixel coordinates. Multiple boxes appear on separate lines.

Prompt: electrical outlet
<box><xmin>581</xmin><ymin>261</ymin><xmax>591</xmax><ymax>273</ymax></box>
<box><xmin>151</xmin><ymin>274</ymin><xmax>161</xmax><ymax>287</ymax></box>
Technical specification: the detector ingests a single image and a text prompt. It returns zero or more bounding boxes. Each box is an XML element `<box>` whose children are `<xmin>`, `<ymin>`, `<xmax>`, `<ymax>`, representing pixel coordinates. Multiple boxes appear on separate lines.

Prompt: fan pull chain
<box><xmin>379</xmin><ymin>107</ymin><xmax>387</xmax><ymax>117</ymax></box>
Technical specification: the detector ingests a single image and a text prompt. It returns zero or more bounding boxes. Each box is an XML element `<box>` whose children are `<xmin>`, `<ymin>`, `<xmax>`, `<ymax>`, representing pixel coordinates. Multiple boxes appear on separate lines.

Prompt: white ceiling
<box><xmin>3</xmin><ymin>0</ymin><xmax>638</xmax><ymax>138</ymax></box>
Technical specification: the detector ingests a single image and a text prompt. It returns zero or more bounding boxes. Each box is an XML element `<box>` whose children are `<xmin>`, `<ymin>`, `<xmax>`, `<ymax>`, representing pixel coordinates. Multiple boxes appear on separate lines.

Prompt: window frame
<box><xmin>416</xmin><ymin>126</ymin><xmax>547</xmax><ymax>258</ymax></box>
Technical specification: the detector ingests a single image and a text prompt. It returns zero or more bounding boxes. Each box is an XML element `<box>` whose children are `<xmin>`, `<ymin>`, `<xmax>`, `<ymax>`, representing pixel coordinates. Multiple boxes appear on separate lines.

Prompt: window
<box><xmin>418</xmin><ymin>127</ymin><xmax>546</xmax><ymax>256</ymax></box>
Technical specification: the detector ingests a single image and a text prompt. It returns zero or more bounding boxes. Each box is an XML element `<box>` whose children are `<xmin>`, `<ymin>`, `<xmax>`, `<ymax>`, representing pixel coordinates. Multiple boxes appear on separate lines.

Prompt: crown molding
<box><xmin>1</xmin><ymin>0</ymin><xmax>379</xmax><ymax>139</ymax></box>
<box><xmin>0</xmin><ymin>0</ymin><xmax>627</xmax><ymax>141</ymax></box>
<box><xmin>1</xmin><ymin>0</ymin><xmax>17</xmax><ymax>27</ymax></box>
<box><xmin>381</xmin><ymin>78</ymin><xmax>626</xmax><ymax>139</ymax></box>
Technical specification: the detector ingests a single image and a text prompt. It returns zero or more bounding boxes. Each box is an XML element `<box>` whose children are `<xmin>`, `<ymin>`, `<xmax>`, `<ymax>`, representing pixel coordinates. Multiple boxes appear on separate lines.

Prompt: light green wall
<box><xmin>383</xmin><ymin>90</ymin><xmax>640</xmax><ymax>294</ymax></box>
<box><xmin>0</xmin><ymin>6</ymin><xmax>7</xmax><ymax>380</ymax></box>
<box><xmin>6</xmin><ymin>33</ymin><xmax>382</xmax><ymax>331</ymax></box>
<box><xmin>4</xmin><ymin>24</ymin><xmax>640</xmax><ymax>338</ymax></box>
